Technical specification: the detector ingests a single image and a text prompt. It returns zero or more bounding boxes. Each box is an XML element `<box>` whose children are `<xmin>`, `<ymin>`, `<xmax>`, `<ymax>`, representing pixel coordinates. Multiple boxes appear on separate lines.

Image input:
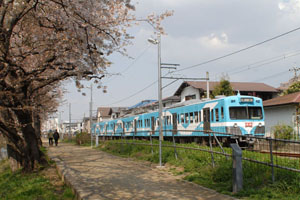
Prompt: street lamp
<box><xmin>87</xmin><ymin>83</ymin><xmax>93</xmax><ymax>148</ymax></box>
<box><xmin>148</xmin><ymin>33</ymin><xmax>163</xmax><ymax>167</ymax></box>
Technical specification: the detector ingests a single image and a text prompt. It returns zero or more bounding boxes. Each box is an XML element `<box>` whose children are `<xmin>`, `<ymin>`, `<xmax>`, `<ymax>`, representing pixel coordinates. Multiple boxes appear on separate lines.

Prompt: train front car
<box><xmin>223</xmin><ymin>95</ymin><xmax>265</xmax><ymax>141</ymax></box>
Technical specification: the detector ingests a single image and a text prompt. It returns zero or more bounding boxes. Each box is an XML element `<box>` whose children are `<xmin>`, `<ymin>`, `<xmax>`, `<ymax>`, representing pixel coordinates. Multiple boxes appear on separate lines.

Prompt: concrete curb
<box><xmin>51</xmin><ymin>156</ymin><xmax>85</xmax><ymax>200</ymax></box>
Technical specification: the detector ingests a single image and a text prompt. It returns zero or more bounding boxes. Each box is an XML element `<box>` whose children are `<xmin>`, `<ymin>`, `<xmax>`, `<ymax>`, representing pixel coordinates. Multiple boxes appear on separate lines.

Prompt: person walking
<box><xmin>53</xmin><ymin>130</ymin><xmax>60</xmax><ymax>146</ymax></box>
<box><xmin>48</xmin><ymin>130</ymin><xmax>54</xmax><ymax>146</ymax></box>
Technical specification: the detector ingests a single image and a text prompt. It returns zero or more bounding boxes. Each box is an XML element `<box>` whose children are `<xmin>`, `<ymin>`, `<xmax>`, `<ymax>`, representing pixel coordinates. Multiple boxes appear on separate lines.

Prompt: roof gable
<box><xmin>97</xmin><ymin>107</ymin><xmax>111</xmax><ymax>118</ymax></box>
<box><xmin>263</xmin><ymin>92</ymin><xmax>300</xmax><ymax>107</ymax></box>
<box><xmin>174</xmin><ymin>81</ymin><xmax>278</xmax><ymax>96</ymax></box>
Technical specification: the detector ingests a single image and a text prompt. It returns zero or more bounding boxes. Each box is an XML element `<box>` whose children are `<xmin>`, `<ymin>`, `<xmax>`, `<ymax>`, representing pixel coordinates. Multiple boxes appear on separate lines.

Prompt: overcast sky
<box><xmin>59</xmin><ymin>0</ymin><xmax>300</xmax><ymax>121</ymax></box>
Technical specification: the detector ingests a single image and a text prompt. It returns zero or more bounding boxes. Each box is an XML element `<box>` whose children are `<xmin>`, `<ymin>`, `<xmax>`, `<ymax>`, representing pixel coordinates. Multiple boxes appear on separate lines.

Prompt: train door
<box><xmin>134</xmin><ymin>119</ymin><xmax>137</xmax><ymax>138</ymax></box>
<box><xmin>203</xmin><ymin>108</ymin><xmax>211</xmax><ymax>131</ymax></box>
<box><xmin>151</xmin><ymin>117</ymin><xmax>155</xmax><ymax>135</ymax></box>
<box><xmin>172</xmin><ymin>113</ymin><xmax>177</xmax><ymax>135</ymax></box>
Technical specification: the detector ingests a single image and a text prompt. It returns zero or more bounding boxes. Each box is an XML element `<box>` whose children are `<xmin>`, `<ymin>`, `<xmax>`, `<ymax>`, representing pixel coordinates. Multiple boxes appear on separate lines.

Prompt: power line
<box><xmin>176</xmin><ymin>26</ymin><xmax>300</xmax><ymax>73</ymax></box>
<box><xmin>216</xmin><ymin>49</ymin><xmax>300</xmax><ymax>76</ymax></box>
<box><xmin>253</xmin><ymin>70</ymin><xmax>289</xmax><ymax>82</ymax></box>
<box><xmin>104</xmin><ymin>45</ymin><xmax>151</xmax><ymax>84</ymax></box>
<box><xmin>101</xmin><ymin>80</ymin><xmax>157</xmax><ymax>106</ymax></box>
<box><xmin>230</xmin><ymin>51</ymin><xmax>300</xmax><ymax>76</ymax></box>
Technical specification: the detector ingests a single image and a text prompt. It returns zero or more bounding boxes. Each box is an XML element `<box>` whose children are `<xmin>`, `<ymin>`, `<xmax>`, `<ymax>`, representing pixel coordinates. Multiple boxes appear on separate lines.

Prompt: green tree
<box><xmin>283</xmin><ymin>81</ymin><xmax>300</xmax><ymax>95</ymax></box>
<box><xmin>212</xmin><ymin>78</ymin><xmax>234</xmax><ymax>98</ymax></box>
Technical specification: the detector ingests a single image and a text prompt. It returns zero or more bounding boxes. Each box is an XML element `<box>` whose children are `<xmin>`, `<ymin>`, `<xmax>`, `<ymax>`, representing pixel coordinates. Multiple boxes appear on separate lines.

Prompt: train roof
<box><xmin>97</xmin><ymin>94</ymin><xmax>263</xmax><ymax>123</ymax></box>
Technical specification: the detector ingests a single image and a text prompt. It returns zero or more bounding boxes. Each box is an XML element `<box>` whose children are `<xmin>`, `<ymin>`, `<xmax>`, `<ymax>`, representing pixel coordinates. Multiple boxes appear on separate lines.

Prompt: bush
<box><xmin>75</xmin><ymin>132</ymin><xmax>91</xmax><ymax>145</ymax></box>
<box><xmin>272</xmin><ymin>124</ymin><xmax>294</xmax><ymax>140</ymax></box>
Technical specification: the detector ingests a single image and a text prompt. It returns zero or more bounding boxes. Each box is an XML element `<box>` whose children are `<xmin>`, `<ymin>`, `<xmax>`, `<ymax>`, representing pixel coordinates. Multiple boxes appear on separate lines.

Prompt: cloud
<box><xmin>197</xmin><ymin>33</ymin><xmax>229</xmax><ymax>49</ymax></box>
<box><xmin>278</xmin><ymin>0</ymin><xmax>300</xmax><ymax>12</ymax></box>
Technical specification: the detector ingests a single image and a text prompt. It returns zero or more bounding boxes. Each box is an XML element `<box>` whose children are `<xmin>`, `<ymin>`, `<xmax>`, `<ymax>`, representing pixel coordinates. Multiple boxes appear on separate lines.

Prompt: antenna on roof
<box><xmin>289</xmin><ymin>66</ymin><xmax>300</xmax><ymax>81</ymax></box>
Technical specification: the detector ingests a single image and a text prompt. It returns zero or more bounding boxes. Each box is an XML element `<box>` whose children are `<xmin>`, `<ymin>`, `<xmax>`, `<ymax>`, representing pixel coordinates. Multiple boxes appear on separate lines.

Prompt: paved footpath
<box><xmin>47</xmin><ymin>142</ymin><xmax>236</xmax><ymax>200</ymax></box>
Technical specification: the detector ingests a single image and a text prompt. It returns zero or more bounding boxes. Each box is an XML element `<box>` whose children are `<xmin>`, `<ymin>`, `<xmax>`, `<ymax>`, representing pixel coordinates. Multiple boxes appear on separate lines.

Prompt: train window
<box><xmin>229</xmin><ymin>107</ymin><xmax>262</xmax><ymax>119</ymax></box>
<box><xmin>229</xmin><ymin>107</ymin><xmax>247</xmax><ymax>119</ymax></box>
<box><xmin>194</xmin><ymin>112</ymin><xmax>198</xmax><ymax>123</ymax></box>
<box><xmin>248</xmin><ymin>107</ymin><xmax>263</xmax><ymax>119</ymax></box>
<box><xmin>211</xmin><ymin>110</ymin><xmax>214</xmax><ymax>121</ymax></box>
<box><xmin>199</xmin><ymin>111</ymin><xmax>201</xmax><ymax>122</ymax></box>
<box><xmin>215</xmin><ymin>108</ymin><xmax>219</xmax><ymax>122</ymax></box>
<box><xmin>181</xmin><ymin>114</ymin><xmax>184</xmax><ymax>124</ymax></box>
<box><xmin>185</xmin><ymin>113</ymin><xmax>189</xmax><ymax>124</ymax></box>
<box><xmin>189</xmin><ymin>112</ymin><xmax>194</xmax><ymax>123</ymax></box>
<box><xmin>221</xmin><ymin>107</ymin><xmax>224</xmax><ymax>119</ymax></box>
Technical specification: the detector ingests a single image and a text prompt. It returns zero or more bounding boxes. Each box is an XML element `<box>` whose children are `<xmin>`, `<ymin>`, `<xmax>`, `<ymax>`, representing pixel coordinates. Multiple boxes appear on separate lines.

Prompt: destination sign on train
<box><xmin>240</xmin><ymin>98</ymin><xmax>253</xmax><ymax>102</ymax></box>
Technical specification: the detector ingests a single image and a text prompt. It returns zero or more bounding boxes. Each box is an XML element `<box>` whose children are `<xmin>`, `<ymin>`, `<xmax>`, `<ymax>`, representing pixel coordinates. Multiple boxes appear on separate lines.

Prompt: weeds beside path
<box><xmin>0</xmin><ymin>159</ymin><xmax>74</xmax><ymax>200</ymax></box>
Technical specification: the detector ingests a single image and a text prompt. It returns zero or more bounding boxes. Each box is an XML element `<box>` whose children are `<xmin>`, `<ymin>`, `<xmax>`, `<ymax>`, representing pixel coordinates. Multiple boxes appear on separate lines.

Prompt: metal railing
<box><xmin>95</xmin><ymin>129</ymin><xmax>300</xmax><ymax>183</ymax></box>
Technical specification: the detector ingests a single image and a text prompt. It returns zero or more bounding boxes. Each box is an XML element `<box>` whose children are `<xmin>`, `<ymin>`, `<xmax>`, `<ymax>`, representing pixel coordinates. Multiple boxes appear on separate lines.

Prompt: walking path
<box><xmin>47</xmin><ymin>142</ymin><xmax>236</xmax><ymax>200</ymax></box>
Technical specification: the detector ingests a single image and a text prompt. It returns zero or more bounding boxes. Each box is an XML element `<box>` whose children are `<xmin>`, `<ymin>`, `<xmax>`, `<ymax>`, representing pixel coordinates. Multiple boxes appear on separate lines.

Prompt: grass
<box><xmin>0</xmin><ymin>154</ymin><xmax>74</xmax><ymax>200</ymax></box>
<box><xmin>93</xmin><ymin>139</ymin><xmax>300</xmax><ymax>200</ymax></box>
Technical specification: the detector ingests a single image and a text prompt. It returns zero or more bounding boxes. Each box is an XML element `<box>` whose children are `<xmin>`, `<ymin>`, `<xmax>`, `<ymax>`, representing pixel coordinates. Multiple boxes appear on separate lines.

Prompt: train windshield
<box><xmin>229</xmin><ymin>106</ymin><xmax>263</xmax><ymax>120</ymax></box>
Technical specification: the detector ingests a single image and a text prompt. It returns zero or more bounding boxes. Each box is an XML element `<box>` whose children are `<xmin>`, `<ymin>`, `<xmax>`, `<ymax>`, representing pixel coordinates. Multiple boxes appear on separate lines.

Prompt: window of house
<box><xmin>211</xmin><ymin>109</ymin><xmax>214</xmax><ymax>121</ymax></box>
<box><xmin>181</xmin><ymin>114</ymin><xmax>184</xmax><ymax>124</ymax></box>
<box><xmin>185</xmin><ymin>94</ymin><xmax>196</xmax><ymax>101</ymax></box>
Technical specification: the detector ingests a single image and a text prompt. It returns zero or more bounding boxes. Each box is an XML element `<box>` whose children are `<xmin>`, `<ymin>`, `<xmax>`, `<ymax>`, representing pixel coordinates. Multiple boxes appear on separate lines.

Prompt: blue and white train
<box><xmin>92</xmin><ymin>94</ymin><xmax>265</xmax><ymax>143</ymax></box>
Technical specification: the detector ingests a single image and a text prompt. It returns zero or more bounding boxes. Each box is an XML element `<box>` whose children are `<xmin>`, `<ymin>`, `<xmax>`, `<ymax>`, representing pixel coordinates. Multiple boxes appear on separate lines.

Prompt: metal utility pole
<box><xmin>206</xmin><ymin>72</ymin><xmax>210</xmax><ymax>99</ymax></box>
<box><xmin>89</xmin><ymin>83</ymin><xmax>93</xmax><ymax>147</ymax></box>
<box><xmin>157</xmin><ymin>33</ymin><xmax>163</xmax><ymax>167</ymax></box>
<box><xmin>69</xmin><ymin>103</ymin><xmax>71</xmax><ymax>138</ymax></box>
<box><xmin>148</xmin><ymin>33</ymin><xmax>163</xmax><ymax>167</ymax></box>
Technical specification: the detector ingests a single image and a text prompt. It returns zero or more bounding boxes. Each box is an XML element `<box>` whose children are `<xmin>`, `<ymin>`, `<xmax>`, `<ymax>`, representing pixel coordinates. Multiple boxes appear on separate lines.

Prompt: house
<box><xmin>82</xmin><ymin>117</ymin><xmax>97</xmax><ymax>133</ymax></box>
<box><xmin>96</xmin><ymin>107</ymin><xmax>127</xmax><ymax>122</ymax></box>
<box><xmin>263</xmin><ymin>92</ymin><xmax>300</xmax><ymax>138</ymax></box>
<box><xmin>174</xmin><ymin>81</ymin><xmax>279</xmax><ymax>102</ymax></box>
<box><xmin>61</xmin><ymin>121</ymin><xmax>83</xmax><ymax>136</ymax></box>
<box><xmin>97</xmin><ymin>107</ymin><xmax>112</xmax><ymax>122</ymax></box>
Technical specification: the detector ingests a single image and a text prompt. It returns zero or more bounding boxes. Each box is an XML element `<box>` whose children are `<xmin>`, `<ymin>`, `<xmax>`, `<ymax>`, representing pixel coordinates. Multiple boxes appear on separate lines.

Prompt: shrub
<box><xmin>75</xmin><ymin>132</ymin><xmax>91</xmax><ymax>145</ymax></box>
<box><xmin>272</xmin><ymin>124</ymin><xmax>293</xmax><ymax>140</ymax></box>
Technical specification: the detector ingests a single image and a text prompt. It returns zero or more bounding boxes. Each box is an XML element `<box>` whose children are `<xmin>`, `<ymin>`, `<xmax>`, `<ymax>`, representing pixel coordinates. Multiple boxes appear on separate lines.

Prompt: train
<box><xmin>92</xmin><ymin>94</ymin><xmax>265</xmax><ymax>144</ymax></box>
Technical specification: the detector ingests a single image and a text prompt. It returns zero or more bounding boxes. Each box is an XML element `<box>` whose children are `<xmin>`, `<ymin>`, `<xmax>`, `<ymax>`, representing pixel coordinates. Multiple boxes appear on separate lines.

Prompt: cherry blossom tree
<box><xmin>0</xmin><ymin>0</ymin><xmax>172</xmax><ymax>171</ymax></box>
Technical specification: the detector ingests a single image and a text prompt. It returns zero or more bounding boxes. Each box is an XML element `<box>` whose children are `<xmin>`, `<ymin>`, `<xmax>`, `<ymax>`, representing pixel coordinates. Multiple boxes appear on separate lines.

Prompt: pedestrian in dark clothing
<box><xmin>53</xmin><ymin>130</ymin><xmax>60</xmax><ymax>146</ymax></box>
<box><xmin>48</xmin><ymin>130</ymin><xmax>53</xmax><ymax>146</ymax></box>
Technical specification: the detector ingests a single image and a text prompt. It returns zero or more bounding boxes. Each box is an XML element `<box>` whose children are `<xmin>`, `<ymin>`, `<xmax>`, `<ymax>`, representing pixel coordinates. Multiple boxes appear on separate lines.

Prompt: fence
<box><xmin>95</xmin><ymin>129</ymin><xmax>300</xmax><ymax>184</ymax></box>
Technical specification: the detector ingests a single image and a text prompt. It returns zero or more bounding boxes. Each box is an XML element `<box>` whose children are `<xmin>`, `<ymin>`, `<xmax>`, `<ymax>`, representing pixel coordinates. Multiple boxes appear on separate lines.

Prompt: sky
<box><xmin>59</xmin><ymin>0</ymin><xmax>300</xmax><ymax>122</ymax></box>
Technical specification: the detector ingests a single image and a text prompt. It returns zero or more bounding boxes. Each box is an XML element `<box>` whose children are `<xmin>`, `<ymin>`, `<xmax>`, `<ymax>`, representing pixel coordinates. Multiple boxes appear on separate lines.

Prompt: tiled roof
<box><xmin>174</xmin><ymin>81</ymin><xmax>278</xmax><ymax>96</ymax></box>
<box><xmin>263</xmin><ymin>92</ymin><xmax>300</xmax><ymax>107</ymax></box>
<box><xmin>97</xmin><ymin>107</ymin><xmax>111</xmax><ymax>118</ymax></box>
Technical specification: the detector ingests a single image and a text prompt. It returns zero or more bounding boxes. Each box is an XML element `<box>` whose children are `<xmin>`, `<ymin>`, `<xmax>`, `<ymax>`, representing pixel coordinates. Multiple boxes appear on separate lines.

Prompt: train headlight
<box><xmin>258</xmin><ymin>123</ymin><xmax>262</xmax><ymax>127</ymax></box>
<box><xmin>234</xmin><ymin>123</ymin><xmax>238</xmax><ymax>128</ymax></box>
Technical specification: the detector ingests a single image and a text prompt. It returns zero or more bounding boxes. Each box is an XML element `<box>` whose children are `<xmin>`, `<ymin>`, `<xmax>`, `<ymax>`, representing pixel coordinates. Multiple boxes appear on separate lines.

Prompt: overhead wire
<box><xmin>175</xmin><ymin>26</ymin><xmax>300</xmax><ymax>73</ymax></box>
<box><xmin>104</xmin><ymin>44</ymin><xmax>151</xmax><ymax>84</ymax></box>
<box><xmin>101</xmin><ymin>26</ymin><xmax>300</xmax><ymax>106</ymax></box>
<box><xmin>215</xmin><ymin>49</ymin><xmax>300</xmax><ymax>76</ymax></box>
<box><xmin>230</xmin><ymin>51</ymin><xmax>300</xmax><ymax>76</ymax></box>
<box><xmin>253</xmin><ymin>70</ymin><xmax>290</xmax><ymax>82</ymax></box>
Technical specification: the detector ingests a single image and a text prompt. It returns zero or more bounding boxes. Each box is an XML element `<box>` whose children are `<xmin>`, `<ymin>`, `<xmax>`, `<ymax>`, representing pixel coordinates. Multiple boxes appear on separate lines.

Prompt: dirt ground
<box><xmin>47</xmin><ymin>141</ymin><xmax>236</xmax><ymax>200</ymax></box>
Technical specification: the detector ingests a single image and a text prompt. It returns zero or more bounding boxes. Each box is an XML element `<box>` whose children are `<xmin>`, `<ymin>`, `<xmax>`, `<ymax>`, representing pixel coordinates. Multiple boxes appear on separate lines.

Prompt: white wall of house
<box><xmin>180</xmin><ymin>86</ymin><xmax>200</xmax><ymax>102</ymax></box>
<box><xmin>264</xmin><ymin>104</ymin><xmax>296</xmax><ymax>137</ymax></box>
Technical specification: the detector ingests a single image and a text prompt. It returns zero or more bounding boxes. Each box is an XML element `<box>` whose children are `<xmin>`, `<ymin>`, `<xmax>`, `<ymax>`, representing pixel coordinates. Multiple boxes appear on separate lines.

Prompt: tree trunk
<box><xmin>1</xmin><ymin>109</ymin><xmax>47</xmax><ymax>172</ymax></box>
<box><xmin>33</xmin><ymin>111</ymin><xmax>42</xmax><ymax>147</ymax></box>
